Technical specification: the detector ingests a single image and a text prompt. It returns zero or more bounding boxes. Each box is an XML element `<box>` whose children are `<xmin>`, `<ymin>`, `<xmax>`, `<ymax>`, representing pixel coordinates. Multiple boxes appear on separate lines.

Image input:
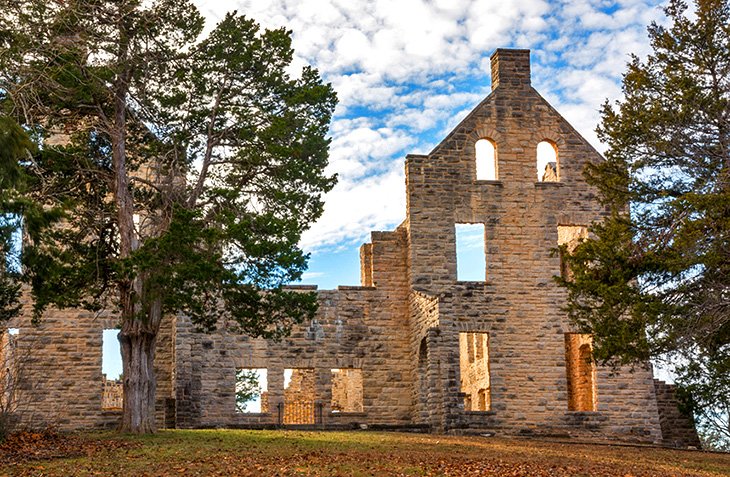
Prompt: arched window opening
<box><xmin>536</xmin><ymin>140</ymin><xmax>558</xmax><ymax>182</ymax></box>
<box><xmin>475</xmin><ymin>139</ymin><xmax>497</xmax><ymax>180</ymax></box>
<box><xmin>565</xmin><ymin>333</ymin><xmax>597</xmax><ymax>411</ymax></box>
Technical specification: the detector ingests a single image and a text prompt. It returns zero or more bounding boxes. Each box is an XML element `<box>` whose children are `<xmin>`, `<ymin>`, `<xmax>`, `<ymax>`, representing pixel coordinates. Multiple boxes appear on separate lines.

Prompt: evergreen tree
<box><xmin>0</xmin><ymin>118</ymin><xmax>31</xmax><ymax>324</ymax></box>
<box><xmin>0</xmin><ymin>0</ymin><xmax>336</xmax><ymax>433</ymax></box>
<box><xmin>559</xmin><ymin>0</ymin><xmax>729</xmax><ymax>446</ymax></box>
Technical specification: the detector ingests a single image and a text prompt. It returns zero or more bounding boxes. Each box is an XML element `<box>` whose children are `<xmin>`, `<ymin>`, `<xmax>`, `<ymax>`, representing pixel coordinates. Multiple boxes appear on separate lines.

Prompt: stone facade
<box><xmin>3</xmin><ymin>49</ymin><xmax>697</xmax><ymax>446</ymax></box>
<box><xmin>653</xmin><ymin>379</ymin><xmax>701</xmax><ymax>448</ymax></box>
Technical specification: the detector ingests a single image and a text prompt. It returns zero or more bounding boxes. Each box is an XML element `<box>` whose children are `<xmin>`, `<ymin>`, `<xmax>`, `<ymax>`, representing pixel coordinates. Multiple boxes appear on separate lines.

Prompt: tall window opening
<box><xmin>475</xmin><ymin>138</ymin><xmax>497</xmax><ymax>180</ymax></box>
<box><xmin>331</xmin><ymin>368</ymin><xmax>363</xmax><ymax>413</ymax></box>
<box><xmin>235</xmin><ymin>368</ymin><xmax>268</xmax><ymax>413</ymax></box>
<box><xmin>537</xmin><ymin>140</ymin><xmax>558</xmax><ymax>182</ymax></box>
<box><xmin>557</xmin><ymin>225</ymin><xmax>588</xmax><ymax>280</ymax></box>
<box><xmin>455</xmin><ymin>223</ymin><xmax>486</xmax><ymax>281</ymax></box>
<box><xmin>284</xmin><ymin>368</ymin><xmax>316</xmax><ymax>424</ymax></box>
<box><xmin>459</xmin><ymin>332</ymin><xmax>491</xmax><ymax>411</ymax></box>
<box><xmin>102</xmin><ymin>329</ymin><xmax>123</xmax><ymax>410</ymax></box>
<box><xmin>417</xmin><ymin>338</ymin><xmax>429</xmax><ymax>418</ymax></box>
<box><xmin>565</xmin><ymin>333</ymin><xmax>597</xmax><ymax>411</ymax></box>
<box><xmin>1</xmin><ymin>328</ymin><xmax>20</xmax><ymax>409</ymax></box>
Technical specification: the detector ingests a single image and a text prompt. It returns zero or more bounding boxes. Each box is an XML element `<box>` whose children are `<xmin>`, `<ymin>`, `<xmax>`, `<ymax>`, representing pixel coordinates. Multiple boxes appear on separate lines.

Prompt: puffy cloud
<box><xmin>193</xmin><ymin>0</ymin><xmax>667</xmax><ymax>256</ymax></box>
<box><xmin>300</xmin><ymin>162</ymin><xmax>406</xmax><ymax>251</ymax></box>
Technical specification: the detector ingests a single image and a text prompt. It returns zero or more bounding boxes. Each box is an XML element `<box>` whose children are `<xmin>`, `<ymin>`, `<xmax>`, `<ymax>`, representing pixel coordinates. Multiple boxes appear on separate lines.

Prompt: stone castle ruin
<box><xmin>2</xmin><ymin>49</ymin><xmax>700</xmax><ymax>447</ymax></box>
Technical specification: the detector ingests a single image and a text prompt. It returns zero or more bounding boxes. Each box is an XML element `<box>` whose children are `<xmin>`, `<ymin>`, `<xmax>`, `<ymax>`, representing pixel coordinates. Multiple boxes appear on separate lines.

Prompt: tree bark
<box><xmin>119</xmin><ymin>326</ymin><xmax>157</xmax><ymax>434</ymax></box>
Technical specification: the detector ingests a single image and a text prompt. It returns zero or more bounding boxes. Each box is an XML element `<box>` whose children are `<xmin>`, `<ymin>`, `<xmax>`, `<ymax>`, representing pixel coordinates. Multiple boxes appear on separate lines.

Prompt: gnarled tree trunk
<box><xmin>119</xmin><ymin>327</ymin><xmax>157</xmax><ymax>433</ymax></box>
<box><xmin>118</xmin><ymin>295</ymin><xmax>162</xmax><ymax>433</ymax></box>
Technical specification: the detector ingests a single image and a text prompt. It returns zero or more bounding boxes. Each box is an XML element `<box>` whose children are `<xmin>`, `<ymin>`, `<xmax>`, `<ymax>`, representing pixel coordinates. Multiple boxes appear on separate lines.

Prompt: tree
<box><xmin>0</xmin><ymin>0</ymin><xmax>337</xmax><ymax>433</ymax></box>
<box><xmin>559</xmin><ymin>0</ymin><xmax>729</xmax><ymax>447</ymax></box>
<box><xmin>0</xmin><ymin>118</ymin><xmax>30</xmax><ymax>324</ymax></box>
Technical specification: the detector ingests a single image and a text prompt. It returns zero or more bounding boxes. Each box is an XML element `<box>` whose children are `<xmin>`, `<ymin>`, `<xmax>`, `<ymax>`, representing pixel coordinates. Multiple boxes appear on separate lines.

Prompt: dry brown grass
<box><xmin>0</xmin><ymin>429</ymin><xmax>728</xmax><ymax>476</ymax></box>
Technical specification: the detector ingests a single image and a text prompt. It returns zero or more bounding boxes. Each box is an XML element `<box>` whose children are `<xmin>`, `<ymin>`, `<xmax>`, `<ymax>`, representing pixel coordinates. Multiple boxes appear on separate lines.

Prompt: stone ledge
<box><xmin>474</xmin><ymin>180</ymin><xmax>504</xmax><ymax>186</ymax></box>
<box><xmin>464</xmin><ymin>411</ymin><xmax>497</xmax><ymax>416</ymax></box>
<box><xmin>283</xmin><ymin>285</ymin><xmax>318</xmax><ymax>291</ymax></box>
<box><xmin>534</xmin><ymin>181</ymin><xmax>564</xmax><ymax>187</ymax></box>
<box><xmin>453</xmin><ymin>281</ymin><xmax>491</xmax><ymax>289</ymax></box>
<box><xmin>337</xmin><ymin>286</ymin><xmax>376</xmax><ymax>291</ymax></box>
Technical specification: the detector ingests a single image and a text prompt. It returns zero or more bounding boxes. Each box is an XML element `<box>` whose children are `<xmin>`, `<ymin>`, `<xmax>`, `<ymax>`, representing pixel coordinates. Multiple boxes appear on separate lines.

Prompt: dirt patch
<box><xmin>0</xmin><ymin>429</ymin><xmax>136</xmax><ymax>465</ymax></box>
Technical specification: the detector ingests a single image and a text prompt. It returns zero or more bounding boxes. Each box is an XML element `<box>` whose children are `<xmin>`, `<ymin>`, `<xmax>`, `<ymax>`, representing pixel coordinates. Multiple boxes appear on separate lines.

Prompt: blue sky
<box><xmin>190</xmin><ymin>0</ymin><xmax>668</xmax><ymax>290</ymax></box>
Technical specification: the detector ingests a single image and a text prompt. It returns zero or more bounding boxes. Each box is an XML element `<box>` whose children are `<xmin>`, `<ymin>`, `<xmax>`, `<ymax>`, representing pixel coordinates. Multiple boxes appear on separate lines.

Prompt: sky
<box><xmin>187</xmin><ymin>0</ymin><xmax>668</xmax><ymax>290</ymax></box>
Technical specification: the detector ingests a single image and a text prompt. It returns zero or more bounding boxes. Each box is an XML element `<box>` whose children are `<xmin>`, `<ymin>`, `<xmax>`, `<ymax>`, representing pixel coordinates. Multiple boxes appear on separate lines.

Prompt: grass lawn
<box><xmin>1</xmin><ymin>429</ymin><xmax>729</xmax><ymax>476</ymax></box>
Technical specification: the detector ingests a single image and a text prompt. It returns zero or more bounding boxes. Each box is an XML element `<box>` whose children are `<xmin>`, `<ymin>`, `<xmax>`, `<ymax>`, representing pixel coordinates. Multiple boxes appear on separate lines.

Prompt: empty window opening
<box><xmin>565</xmin><ymin>333</ymin><xmax>597</xmax><ymax>411</ymax></box>
<box><xmin>284</xmin><ymin>368</ymin><xmax>316</xmax><ymax>424</ymax></box>
<box><xmin>537</xmin><ymin>140</ymin><xmax>558</xmax><ymax>182</ymax></box>
<box><xmin>331</xmin><ymin>368</ymin><xmax>363</xmax><ymax>413</ymax></box>
<box><xmin>459</xmin><ymin>332</ymin><xmax>491</xmax><ymax>411</ymax></box>
<box><xmin>475</xmin><ymin>138</ymin><xmax>497</xmax><ymax>180</ymax></box>
<box><xmin>236</xmin><ymin>368</ymin><xmax>268</xmax><ymax>413</ymax></box>
<box><xmin>1</xmin><ymin>328</ymin><xmax>20</xmax><ymax>409</ymax></box>
<box><xmin>4</xmin><ymin>328</ymin><xmax>19</xmax><ymax>359</ymax></box>
<box><xmin>557</xmin><ymin>225</ymin><xmax>588</xmax><ymax>280</ymax></box>
<box><xmin>417</xmin><ymin>338</ymin><xmax>429</xmax><ymax>418</ymax></box>
<box><xmin>102</xmin><ymin>329</ymin><xmax>123</xmax><ymax>410</ymax></box>
<box><xmin>455</xmin><ymin>223</ymin><xmax>486</xmax><ymax>281</ymax></box>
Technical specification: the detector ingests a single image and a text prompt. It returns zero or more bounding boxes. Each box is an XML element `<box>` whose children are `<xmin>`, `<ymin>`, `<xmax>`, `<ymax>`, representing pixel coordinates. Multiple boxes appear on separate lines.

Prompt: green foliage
<box><xmin>558</xmin><ymin>0</ymin><xmax>730</xmax><ymax>447</ymax></box>
<box><xmin>235</xmin><ymin>369</ymin><xmax>263</xmax><ymax>413</ymax></box>
<box><xmin>0</xmin><ymin>117</ymin><xmax>34</xmax><ymax>324</ymax></box>
<box><xmin>0</xmin><ymin>270</ymin><xmax>20</xmax><ymax>325</ymax></box>
<box><xmin>0</xmin><ymin>0</ymin><xmax>336</xmax><ymax>334</ymax></box>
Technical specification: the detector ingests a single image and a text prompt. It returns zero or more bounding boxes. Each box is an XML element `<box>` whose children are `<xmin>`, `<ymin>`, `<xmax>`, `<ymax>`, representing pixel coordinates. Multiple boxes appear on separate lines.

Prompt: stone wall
<box><xmin>102</xmin><ymin>376</ymin><xmax>123</xmax><ymax>410</ymax></box>
<box><xmin>654</xmin><ymin>379</ymin><xmax>702</xmax><ymax>448</ymax></box>
<box><xmin>174</xmin><ymin>289</ymin><xmax>412</xmax><ymax>428</ymax></box>
<box><xmin>5</xmin><ymin>294</ymin><xmax>175</xmax><ymax>430</ymax></box>
<box><xmin>403</xmin><ymin>49</ymin><xmax>663</xmax><ymax>442</ymax></box>
<box><xmin>409</xmin><ymin>290</ymin><xmax>440</xmax><ymax>426</ymax></box>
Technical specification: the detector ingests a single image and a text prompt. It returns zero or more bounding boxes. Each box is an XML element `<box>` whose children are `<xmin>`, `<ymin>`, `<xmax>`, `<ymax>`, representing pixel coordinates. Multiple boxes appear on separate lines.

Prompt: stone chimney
<box><xmin>490</xmin><ymin>49</ymin><xmax>531</xmax><ymax>90</ymax></box>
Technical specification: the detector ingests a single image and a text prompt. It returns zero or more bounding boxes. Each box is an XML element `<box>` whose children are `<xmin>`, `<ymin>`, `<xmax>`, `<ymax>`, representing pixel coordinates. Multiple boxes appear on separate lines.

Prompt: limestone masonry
<box><xmin>4</xmin><ymin>49</ymin><xmax>700</xmax><ymax>447</ymax></box>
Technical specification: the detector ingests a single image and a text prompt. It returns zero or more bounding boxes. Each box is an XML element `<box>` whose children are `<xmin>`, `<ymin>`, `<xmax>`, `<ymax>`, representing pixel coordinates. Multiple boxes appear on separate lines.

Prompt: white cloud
<box><xmin>300</xmin><ymin>162</ymin><xmax>406</xmax><ymax>251</ymax></box>
<box><xmin>193</xmin><ymin>0</ymin><xmax>666</xmax><ymax>253</ymax></box>
<box><xmin>300</xmin><ymin>271</ymin><xmax>325</xmax><ymax>280</ymax></box>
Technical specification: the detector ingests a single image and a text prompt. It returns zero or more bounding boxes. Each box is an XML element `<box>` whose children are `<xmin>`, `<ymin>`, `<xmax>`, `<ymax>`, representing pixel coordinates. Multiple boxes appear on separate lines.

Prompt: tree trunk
<box><xmin>109</xmin><ymin>3</ymin><xmax>158</xmax><ymax>434</ymax></box>
<box><xmin>119</xmin><ymin>327</ymin><xmax>157</xmax><ymax>433</ymax></box>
